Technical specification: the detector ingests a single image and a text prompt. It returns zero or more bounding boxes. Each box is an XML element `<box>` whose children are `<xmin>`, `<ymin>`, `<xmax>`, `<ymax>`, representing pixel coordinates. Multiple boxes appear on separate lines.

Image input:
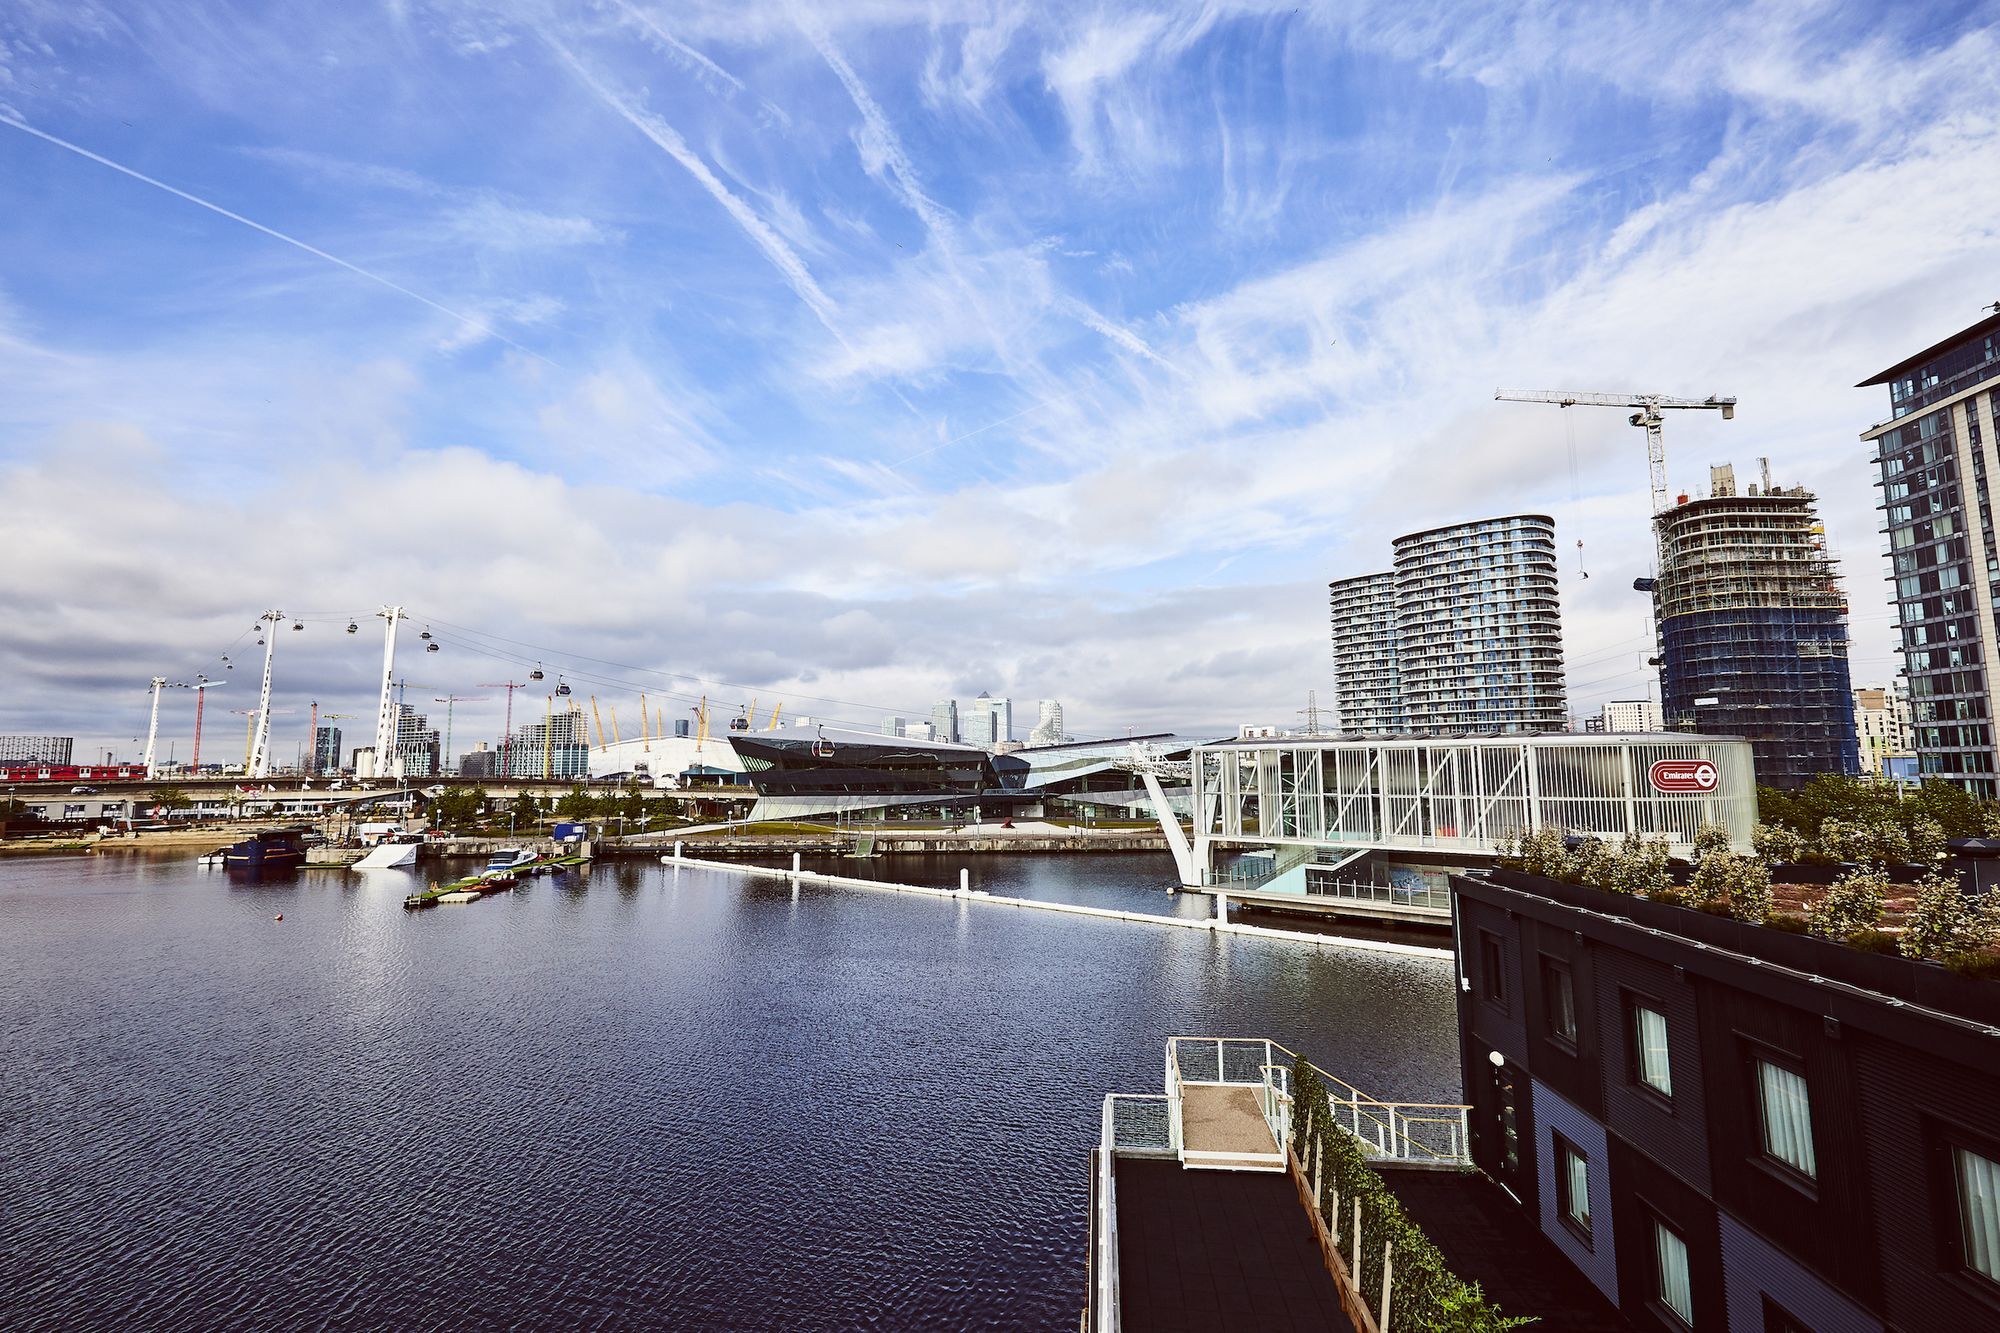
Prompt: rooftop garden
<box><xmin>1494</xmin><ymin>776</ymin><xmax>2000</xmax><ymax>981</ymax></box>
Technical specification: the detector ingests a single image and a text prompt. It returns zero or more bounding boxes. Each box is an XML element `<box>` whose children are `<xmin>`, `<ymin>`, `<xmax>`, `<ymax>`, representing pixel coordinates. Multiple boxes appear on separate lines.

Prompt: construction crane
<box><xmin>184</xmin><ymin>678</ymin><xmax>225</xmax><ymax>772</ymax></box>
<box><xmin>1494</xmin><ymin>388</ymin><xmax>1737</xmax><ymax>516</ymax></box>
<box><xmin>482</xmin><ymin>681</ymin><xmax>527</xmax><ymax>779</ymax></box>
<box><xmin>431</xmin><ymin>696</ymin><xmax>486</xmax><ymax>774</ymax></box>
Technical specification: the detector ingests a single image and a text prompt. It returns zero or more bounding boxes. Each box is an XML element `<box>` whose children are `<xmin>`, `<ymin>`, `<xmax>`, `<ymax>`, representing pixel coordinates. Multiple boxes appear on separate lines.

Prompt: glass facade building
<box><xmin>1327</xmin><ymin>572</ymin><xmax>1406</xmax><ymax>733</ymax></box>
<box><xmin>1390</xmin><ymin>514</ymin><xmax>1567</xmax><ymax>733</ymax></box>
<box><xmin>1861</xmin><ymin>314</ymin><xmax>2000</xmax><ymax>796</ymax></box>
<box><xmin>1652</xmin><ymin>471</ymin><xmax>1858</xmax><ymax>788</ymax></box>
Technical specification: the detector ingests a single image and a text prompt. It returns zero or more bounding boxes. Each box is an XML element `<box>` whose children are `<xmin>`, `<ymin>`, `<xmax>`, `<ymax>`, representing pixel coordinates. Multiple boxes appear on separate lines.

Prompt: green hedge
<box><xmin>1291</xmin><ymin>1058</ymin><xmax>1533</xmax><ymax>1331</ymax></box>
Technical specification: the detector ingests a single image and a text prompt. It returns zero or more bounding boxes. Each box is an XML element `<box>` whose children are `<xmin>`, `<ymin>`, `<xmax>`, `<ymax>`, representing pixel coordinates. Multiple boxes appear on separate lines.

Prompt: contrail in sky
<box><xmin>891</xmin><ymin>387</ymin><xmax>1088</xmax><ymax>466</ymax></box>
<box><xmin>0</xmin><ymin>115</ymin><xmax>556</xmax><ymax>366</ymax></box>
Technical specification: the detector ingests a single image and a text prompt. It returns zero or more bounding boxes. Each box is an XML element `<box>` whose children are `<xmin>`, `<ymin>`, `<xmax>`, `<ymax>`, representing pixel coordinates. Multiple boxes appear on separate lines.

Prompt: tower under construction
<box><xmin>1653</xmin><ymin>463</ymin><xmax>1858</xmax><ymax>787</ymax></box>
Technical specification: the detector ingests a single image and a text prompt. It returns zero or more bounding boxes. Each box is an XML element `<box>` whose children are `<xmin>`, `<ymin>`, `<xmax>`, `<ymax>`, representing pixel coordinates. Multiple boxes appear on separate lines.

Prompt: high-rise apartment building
<box><xmin>1853</xmin><ymin>683</ymin><xmax>1914</xmax><ymax>780</ymax></box>
<box><xmin>930</xmin><ymin>700</ymin><xmax>959</xmax><ymax>745</ymax></box>
<box><xmin>1862</xmin><ymin>313</ymin><xmax>2000</xmax><ymax>795</ymax></box>
<box><xmin>503</xmin><ymin>707</ymin><xmax>588</xmax><ymax>780</ymax></box>
<box><xmin>1598</xmin><ymin>699</ymin><xmax>1663</xmax><ymax>733</ymax></box>
<box><xmin>388</xmin><ymin>703</ymin><xmax>441</xmax><ymax>779</ymax></box>
<box><xmin>312</xmin><ymin>725</ymin><xmax>343</xmax><ymax>775</ymax></box>
<box><xmin>880</xmin><ymin>716</ymin><xmax>905</xmax><ymax>738</ymax></box>
<box><xmin>1340</xmin><ymin>514</ymin><xmax>1566</xmax><ymax>734</ymax></box>
<box><xmin>1653</xmin><ymin>464</ymin><xmax>1857</xmax><ymax>787</ymax></box>
<box><xmin>0</xmin><ymin>735</ymin><xmax>74</xmax><ymax>764</ymax></box>
<box><xmin>1327</xmin><ymin>572</ymin><xmax>1405</xmax><ymax>733</ymax></box>
<box><xmin>1030</xmin><ymin>700</ymin><xmax>1064</xmax><ymax>746</ymax></box>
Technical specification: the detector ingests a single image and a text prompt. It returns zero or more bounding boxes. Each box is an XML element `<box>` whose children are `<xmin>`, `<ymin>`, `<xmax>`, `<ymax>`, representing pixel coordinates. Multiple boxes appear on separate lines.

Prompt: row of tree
<box><xmin>1496</xmin><ymin>823</ymin><xmax>2000</xmax><ymax>971</ymax></box>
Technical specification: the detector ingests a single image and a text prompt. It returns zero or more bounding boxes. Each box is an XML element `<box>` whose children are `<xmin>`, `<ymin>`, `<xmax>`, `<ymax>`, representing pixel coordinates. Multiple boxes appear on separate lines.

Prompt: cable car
<box><xmin>292</xmin><ymin>621</ymin><xmax>304</xmax><ymax>631</ymax></box>
<box><xmin>729</xmin><ymin>710</ymin><xmax>750</xmax><ymax>732</ymax></box>
<box><xmin>810</xmin><ymin>727</ymin><xmax>835</xmax><ymax>760</ymax></box>
<box><xmin>346</xmin><ymin>622</ymin><xmax>358</xmax><ymax>634</ymax></box>
<box><xmin>420</xmin><ymin>629</ymin><xmax>432</xmax><ymax>641</ymax></box>
<box><xmin>530</xmin><ymin>664</ymin><xmax>545</xmax><ymax>681</ymax></box>
<box><xmin>554</xmin><ymin>680</ymin><xmax>572</xmax><ymax>698</ymax></box>
<box><xmin>425</xmin><ymin>642</ymin><xmax>440</xmax><ymax>653</ymax></box>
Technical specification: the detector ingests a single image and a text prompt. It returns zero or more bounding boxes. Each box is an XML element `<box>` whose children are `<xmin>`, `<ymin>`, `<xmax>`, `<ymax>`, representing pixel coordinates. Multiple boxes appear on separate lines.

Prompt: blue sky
<box><xmin>3</xmin><ymin>0</ymin><xmax>1998</xmax><ymax>758</ymax></box>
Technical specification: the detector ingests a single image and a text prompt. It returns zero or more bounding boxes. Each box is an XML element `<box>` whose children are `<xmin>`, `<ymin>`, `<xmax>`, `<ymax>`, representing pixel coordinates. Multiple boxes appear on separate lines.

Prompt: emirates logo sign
<box><xmin>1649</xmin><ymin>759</ymin><xmax>1719</xmax><ymax>794</ymax></box>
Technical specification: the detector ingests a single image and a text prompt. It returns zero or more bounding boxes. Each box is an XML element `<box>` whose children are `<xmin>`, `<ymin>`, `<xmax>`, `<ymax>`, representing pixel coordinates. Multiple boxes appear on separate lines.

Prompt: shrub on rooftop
<box><xmin>1899</xmin><ymin>870</ymin><xmax>2000</xmax><ymax>961</ymax></box>
<box><xmin>1804</xmin><ymin>869</ymin><xmax>1888</xmax><ymax>940</ymax></box>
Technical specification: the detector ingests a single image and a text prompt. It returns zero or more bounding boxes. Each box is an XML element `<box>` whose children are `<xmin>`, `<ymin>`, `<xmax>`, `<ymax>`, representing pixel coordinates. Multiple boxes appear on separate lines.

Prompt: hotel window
<box><xmin>1755</xmin><ymin>1059</ymin><xmax>1817</xmax><ymax>1180</ymax></box>
<box><xmin>1957</xmin><ymin>1145</ymin><xmax>2000</xmax><ymax>1284</ymax></box>
<box><xmin>1555</xmin><ymin>1135</ymin><xmax>1591</xmax><ymax>1244</ymax></box>
<box><xmin>1652</xmin><ymin>1217</ymin><xmax>1694</xmax><ymax>1327</ymax></box>
<box><xmin>1542</xmin><ymin>958</ymin><xmax>1577</xmax><ymax>1046</ymax></box>
<box><xmin>1479</xmin><ymin>933</ymin><xmax>1507</xmax><ymax>1007</ymax></box>
<box><xmin>1633</xmin><ymin>1004</ymin><xmax>1673</xmax><ymax>1098</ymax></box>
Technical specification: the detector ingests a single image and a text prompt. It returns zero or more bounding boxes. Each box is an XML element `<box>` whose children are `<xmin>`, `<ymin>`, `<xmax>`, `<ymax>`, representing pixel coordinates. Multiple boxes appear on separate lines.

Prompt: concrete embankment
<box><xmin>658</xmin><ymin>852</ymin><xmax>1452</xmax><ymax>961</ymax></box>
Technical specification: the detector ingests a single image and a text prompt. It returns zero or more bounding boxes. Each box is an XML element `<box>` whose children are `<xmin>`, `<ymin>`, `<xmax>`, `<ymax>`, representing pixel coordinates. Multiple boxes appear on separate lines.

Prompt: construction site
<box><xmin>1651</xmin><ymin>462</ymin><xmax>1859</xmax><ymax>787</ymax></box>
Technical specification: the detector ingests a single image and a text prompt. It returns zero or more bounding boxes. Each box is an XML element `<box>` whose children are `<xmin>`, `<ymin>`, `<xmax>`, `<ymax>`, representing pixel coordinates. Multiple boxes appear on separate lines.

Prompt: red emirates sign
<box><xmin>1650</xmin><ymin>759</ymin><xmax>1719</xmax><ymax>794</ymax></box>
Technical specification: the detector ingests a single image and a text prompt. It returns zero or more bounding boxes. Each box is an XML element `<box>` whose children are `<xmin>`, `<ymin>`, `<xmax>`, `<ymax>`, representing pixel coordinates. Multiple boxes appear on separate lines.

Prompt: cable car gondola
<box><xmin>729</xmin><ymin>710</ymin><xmax>750</xmax><ymax>732</ymax></box>
<box><xmin>554</xmin><ymin>679</ymin><xmax>572</xmax><ymax>698</ymax></box>
<box><xmin>347</xmin><ymin>621</ymin><xmax>359</xmax><ymax>634</ymax></box>
<box><xmin>810</xmin><ymin>727</ymin><xmax>835</xmax><ymax>760</ymax></box>
<box><xmin>530</xmin><ymin>663</ymin><xmax>545</xmax><ymax>681</ymax></box>
<box><xmin>425</xmin><ymin>642</ymin><xmax>440</xmax><ymax>653</ymax></box>
<box><xmin>292</xmin><ymin>620</ymin><xmax>304</xmax><ymax>631</ymax></box>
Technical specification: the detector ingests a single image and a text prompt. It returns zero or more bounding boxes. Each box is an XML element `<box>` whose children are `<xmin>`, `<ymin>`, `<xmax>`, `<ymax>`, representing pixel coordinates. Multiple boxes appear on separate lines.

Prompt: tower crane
<box><xmin>1494</xmin><ymin>389</ymin><xmax>1737</xmax><ymax>516</ymax></box>
<box><xmin>431</xmin><ymin>696</ymin><xmax>487</xmax><ymax>775</ymax></box>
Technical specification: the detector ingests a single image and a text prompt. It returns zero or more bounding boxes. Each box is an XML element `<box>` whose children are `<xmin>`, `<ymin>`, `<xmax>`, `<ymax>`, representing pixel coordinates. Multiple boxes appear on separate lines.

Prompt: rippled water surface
<box><xmin>1</xmin><ymin>850</ymin><xmax>1458</xmax><ymax>1330</ymax></box>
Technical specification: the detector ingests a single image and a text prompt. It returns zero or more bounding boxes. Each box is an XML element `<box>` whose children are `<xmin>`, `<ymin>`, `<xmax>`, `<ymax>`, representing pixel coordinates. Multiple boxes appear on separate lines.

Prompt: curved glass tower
<box><xmin>1390</xmin><ymin>514</ymin><xmax>1567</xmax><ymax>733</ymax></box>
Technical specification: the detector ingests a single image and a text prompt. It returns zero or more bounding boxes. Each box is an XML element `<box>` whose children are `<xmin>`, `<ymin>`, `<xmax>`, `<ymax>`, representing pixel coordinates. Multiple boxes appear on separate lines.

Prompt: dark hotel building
<box><xmin>1452</xmin><ymin>868</ymin><xmax>2000</xmax><ymax>1331</ymax></box>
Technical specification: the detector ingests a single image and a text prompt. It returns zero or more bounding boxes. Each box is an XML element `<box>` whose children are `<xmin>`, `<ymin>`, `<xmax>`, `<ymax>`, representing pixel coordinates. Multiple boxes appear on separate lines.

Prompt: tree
<box><xmin>1899</xmin><ymin>871</ymin><xmax>2000</xmax><ymax>960</ymax></box>
<box><xmin>1909</xmin><ymin>779</ymin><xmax>1986</xmax><ymax>839</ymax></box>
<box><xmin>152</xmin><ymin>786</ymin><xmax>193</xmax><ymax>816</ymax></box>
<box><xmin>431</xmin><ymin>786</ymin><xmax>487</xmax><ymax>830</ymax></box>
<box><xmin>1751</xmin><ymin>822</ymin><xmax>1805</xmax><ymax>865</ymax></box>
<box><xmin>1688</xmin><ymin>823</ymin><xmax>1772</xmax><ymax>920</ymax></box>
<box><xmin>1804</xmin><ymin>870</ymin><xmax>1888</xmax><ymax>940</ymax></box>
<box><xmin>514</xmin><ymin>792</ymin><xmax>542</xmax><ymax>824</ymax></box>
<box><xmin>554</xmin><ymin>787</ymin><xmax>594</xmax><ymax>819</ymax></box>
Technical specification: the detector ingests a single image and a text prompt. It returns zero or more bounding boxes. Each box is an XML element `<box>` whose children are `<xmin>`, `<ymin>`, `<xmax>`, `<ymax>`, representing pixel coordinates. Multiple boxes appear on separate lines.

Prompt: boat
<box><xmin>481</xmin><ymin>848</ymin><xmax>539</xmax><ymax>884</ymax></box>
<box><xmin>220</xmin><ymin>828</ymin><xmax>308</xmax><ymax>875</ymax></box>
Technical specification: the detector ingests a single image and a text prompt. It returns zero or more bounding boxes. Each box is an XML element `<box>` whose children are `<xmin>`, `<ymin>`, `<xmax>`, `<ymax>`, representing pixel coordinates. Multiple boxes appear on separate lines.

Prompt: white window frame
<box><xmin>1652</xmin><ymin>1217</ymin><xmax>1694</xmax><ymax>1326</ymax></box>
<box><xmin>1634</xmin><ymin>1004</ymin><xmax>1673</xmax><ymax>1097</ymax></box>
<box><xmin>1754</xmin><ymin>1058</ymin><xmax>1816</xmax><ymax>1181</ymax></box>
<box><xmin>1957</xmin><ymin>1145</ymin><xmax>2000</xmax><ymax>1283</ymax></box>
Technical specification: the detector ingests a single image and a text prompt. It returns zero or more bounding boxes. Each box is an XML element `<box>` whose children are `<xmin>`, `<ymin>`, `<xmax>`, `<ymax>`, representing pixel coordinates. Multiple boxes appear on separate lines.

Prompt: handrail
<box><xmin>1164</xmin><ymin>1036</ymin><xmax>1471</xmax><ymax>1165</ymax></box>
<box><xmin>1093</xmin><ymin>1096</ymin><xmax>1120</xmax><ymax>1332</ymax></box>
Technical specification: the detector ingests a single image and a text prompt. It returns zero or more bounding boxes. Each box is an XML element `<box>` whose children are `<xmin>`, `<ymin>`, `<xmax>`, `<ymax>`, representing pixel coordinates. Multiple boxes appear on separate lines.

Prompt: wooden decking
<box><xmin>1179</xmin><ymin>1084</ymin><xmax>1281</xmax><ymax>1169</ymax></box>
<box><xmin>1113</xmin><ymin>1157</ymin><xmax>1355</xmax><ymax>1332</ymax></box>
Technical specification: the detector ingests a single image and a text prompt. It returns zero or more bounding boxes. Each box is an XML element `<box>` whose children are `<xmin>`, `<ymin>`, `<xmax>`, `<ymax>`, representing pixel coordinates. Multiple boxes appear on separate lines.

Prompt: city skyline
<box><xmin>2</xmin><ymin>3</ymin><xmax>1992</xmax><ymax>758</ymax></box>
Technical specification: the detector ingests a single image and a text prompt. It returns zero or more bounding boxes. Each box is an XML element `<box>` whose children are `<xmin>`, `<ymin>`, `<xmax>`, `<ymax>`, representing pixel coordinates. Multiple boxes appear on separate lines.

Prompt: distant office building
<box><xmin>503</xmin><ymin>707</ymin><xmax>588</xmax><ymax>780</ymax></box>
<box><xmin>674</xmin><ymin>718</ymin><xmax>691</xmax><ymax>739</ymax></box>
<box><xmin>312</xmin><ymin>726</ymin><xmax>343</xmax><ymax>776</ymax></box>
<box><xmin>0</xmin><ymin>735</ymin><xmax>74</xmax><ymax>765</ymax></box>
<box><xmin>460</xmin><ymin>742</ymin><xmax>500</xmax><ymax>779</ymax></box>
<box><xmin>962</xmin><ymin>693</ymin><xmax>998</xmax><ymax>747</ymax></box>
<box><xmin>1334</xmin><ymin>514</ymin><xmax>1565</xmax><ymax>734</ymax></box>
<box><xmin>1327</xmin><ymin>572</ymin><xmax>1406</xmax><ymax>733</ymax></box>
<box><xmin>880</xmin><ymin>716</ymin><xmax>905</xmax><ymax>738</ymax></box>
<box><xmin>1653</xmin><ymin>463</ymin><xmax>1858</xmax><ymax>788</ymax></box>
<box><xmin>983</xmin><ymin>695</ymin><xmax>1014</xmax><ymax>745</ymax></box>
<box><xmin>388</xmin><ymin>703</ymin><xmax>441</xmax><ymax>779</ymax></box>
<box><xmin>1854</xmin><ymin>683</ymin><xmax>1915</xmax><ymax>780</ymax></box>
<box><xmin>1030</xmin><ymin>700</ymin><xmax>1065</xmax><ymax>746</ymax></box>
<box><xmin>1598</xmin><ymin>699</ymin><xmax>1663</xmax><ymax>734</ymax></box>
<box><xmin>1862</xmin><ymin>312</ymin><xmax>2000</xmax><ymax>795</ymax></box>
<box><xmin>930</xmin><ymin>699</ymin><xmax>959</xmax><ymax>745</ymax></box>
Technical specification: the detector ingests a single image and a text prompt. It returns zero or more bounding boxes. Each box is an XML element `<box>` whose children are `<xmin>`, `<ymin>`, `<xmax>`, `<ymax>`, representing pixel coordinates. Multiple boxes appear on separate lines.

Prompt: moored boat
<box><xmin>220</xmin><ymin>828</ymin><xmax>308</xmax><ymax>875</ymax></box>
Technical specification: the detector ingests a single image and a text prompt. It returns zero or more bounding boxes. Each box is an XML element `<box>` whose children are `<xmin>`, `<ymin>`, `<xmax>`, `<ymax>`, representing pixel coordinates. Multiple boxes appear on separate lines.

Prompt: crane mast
<box><xmin>1494</xmin><ymin>388</ymin><xmax>1737</xmax><ymax>516</ymax></box>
